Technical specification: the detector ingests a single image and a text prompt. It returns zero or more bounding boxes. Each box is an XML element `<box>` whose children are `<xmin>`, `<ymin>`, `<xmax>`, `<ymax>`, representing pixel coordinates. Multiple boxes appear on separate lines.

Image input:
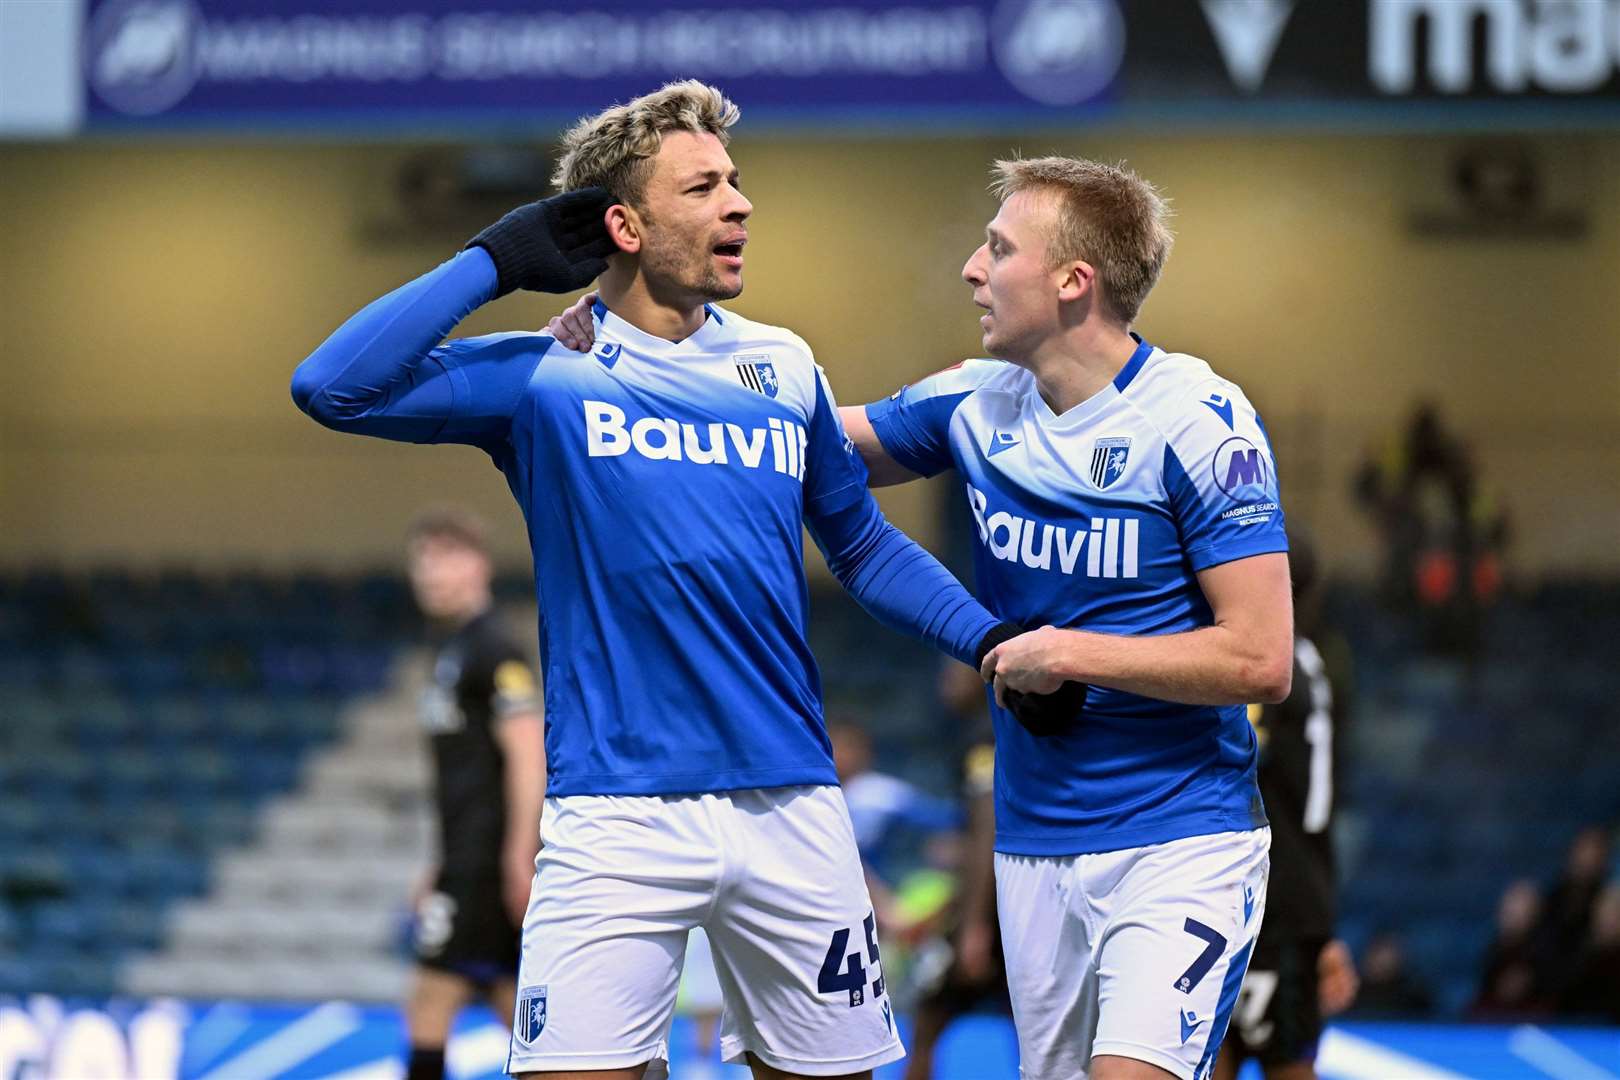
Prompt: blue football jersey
<box><xmin>867</xmin><ymin>340</ymin><xmax>1286</xmax><ymax>855</ymax></box>
<box><xmin>292</xmin><ymin>250</ymin><xmax>999</xmax><ymax>799</ymax></box>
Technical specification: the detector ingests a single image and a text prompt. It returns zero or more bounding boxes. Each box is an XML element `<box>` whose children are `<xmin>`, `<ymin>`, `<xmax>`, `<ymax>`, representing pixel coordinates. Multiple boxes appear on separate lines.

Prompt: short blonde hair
<box><xmin>990</xmin><ymin>157</ymin><xmax>1173</xmax><ymax>324</ymax></box>
<box><xmin>551</xmin><ymin>80</ymin><xmax>740</xmax><ymax>208</ymax></box>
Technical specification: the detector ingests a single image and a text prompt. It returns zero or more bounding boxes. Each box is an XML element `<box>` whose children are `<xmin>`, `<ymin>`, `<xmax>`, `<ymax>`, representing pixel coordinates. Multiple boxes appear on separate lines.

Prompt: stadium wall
<box><xmin>2</xmin><ymin>134</ymin><xmax>1615</xmax><ymax>574</ymax></box>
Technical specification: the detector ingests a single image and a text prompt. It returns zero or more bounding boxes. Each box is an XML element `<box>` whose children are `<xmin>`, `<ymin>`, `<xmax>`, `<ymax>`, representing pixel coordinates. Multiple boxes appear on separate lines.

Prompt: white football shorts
<box><xmin>506</xmin><ymin>784</ymin><xmax>904</xmax><ymax>1078</ymax></box>
<box><xmin>996</xmin><ymin>827</ymin><xmax>1270</xmax><ymax>1080</ymax></box>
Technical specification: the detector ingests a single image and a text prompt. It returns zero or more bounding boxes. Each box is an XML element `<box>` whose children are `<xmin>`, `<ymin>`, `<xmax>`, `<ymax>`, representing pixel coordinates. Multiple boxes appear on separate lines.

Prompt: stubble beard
<box><xmin>643</xmin><ymin>230</ymin><xmax>741</xmax><ymax>305</ymax></box>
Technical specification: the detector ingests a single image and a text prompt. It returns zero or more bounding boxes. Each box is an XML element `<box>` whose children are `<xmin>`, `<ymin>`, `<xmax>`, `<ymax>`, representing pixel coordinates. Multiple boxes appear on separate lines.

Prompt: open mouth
<box><xmin>713</xmin><ymin>236</ymin><xmax>747</xmax><ymax>262</ymax></box>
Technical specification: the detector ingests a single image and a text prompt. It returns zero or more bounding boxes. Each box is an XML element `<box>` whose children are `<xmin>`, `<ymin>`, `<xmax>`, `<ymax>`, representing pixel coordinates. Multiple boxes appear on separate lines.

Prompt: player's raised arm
<box><xmin>291</xmin><ymin>188</ymin><xmax>615</xmax><ymax>442</ymax></box>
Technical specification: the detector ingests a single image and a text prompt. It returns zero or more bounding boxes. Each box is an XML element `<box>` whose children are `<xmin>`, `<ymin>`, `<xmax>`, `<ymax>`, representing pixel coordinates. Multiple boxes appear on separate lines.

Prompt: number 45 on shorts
<box><xmin>818</xmin><ymin>911</ymin><xmax>885</xmax><ymax>1007</ymax></box>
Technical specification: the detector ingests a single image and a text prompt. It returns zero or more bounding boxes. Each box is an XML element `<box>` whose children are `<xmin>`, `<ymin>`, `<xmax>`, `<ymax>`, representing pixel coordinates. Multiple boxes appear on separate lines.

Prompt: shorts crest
<box><xmin>515</xmin><ymin>985</ymin><xmax>547</xmax><ymax>1043</ymax></box>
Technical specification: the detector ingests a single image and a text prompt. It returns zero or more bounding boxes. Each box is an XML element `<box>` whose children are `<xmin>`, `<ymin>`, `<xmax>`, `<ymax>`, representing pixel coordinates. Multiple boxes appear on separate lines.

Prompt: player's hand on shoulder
<box><xmin>545</xmin><ymin>291</ymin><xmax>599</xmax><ymax>351</ymax></box>
<box><xmin>467</xmin><ymin>187</ymin><xmax>618</xmax><ymax>298</ymax></box>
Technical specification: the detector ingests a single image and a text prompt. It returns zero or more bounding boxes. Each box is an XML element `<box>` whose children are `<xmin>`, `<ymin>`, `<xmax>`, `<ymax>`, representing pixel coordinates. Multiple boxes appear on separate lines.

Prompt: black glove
<box><xmin>466</xmin><ymin>186</ymin><xmax>618</xmax><ymax>298</ymax></box>
<box><xmin>1005</xmin><ymin>680</ymin><xmax>1089</xmax><ymax>737</ymax></box>
<box><xmin>974</xmin><ymin>622</ymin><xmax>1088</xmax><ymax>736</ymax></box>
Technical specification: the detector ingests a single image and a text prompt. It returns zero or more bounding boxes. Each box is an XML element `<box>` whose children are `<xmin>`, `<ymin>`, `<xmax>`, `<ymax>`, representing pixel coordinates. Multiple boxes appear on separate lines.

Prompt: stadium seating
<box><xmin>3</xmin><ymin>569</ymin><xmax>1615</xmax><ymax>1015</ymax></box>
<box><xmin>1330</xmin><ymin>581</ymin><xmax>1620</xmax><ymax>1014</ymax></box>
<box><xmin>0</xmin><ymin>570</ymin><xmax>409</xmax><ymax>999</ymax></box>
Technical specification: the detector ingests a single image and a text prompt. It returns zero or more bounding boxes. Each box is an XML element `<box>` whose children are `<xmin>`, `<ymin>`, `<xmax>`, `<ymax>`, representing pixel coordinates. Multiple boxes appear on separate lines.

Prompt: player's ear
<box><xmin>605</xmin><ymin>204</ymin><xmax>642</xmax><ymax>255</ymax></box>
<box><xmin>1055</xmin><ymin>259</ymin><xmax>1094</xmax><ymax>304</ymax></box>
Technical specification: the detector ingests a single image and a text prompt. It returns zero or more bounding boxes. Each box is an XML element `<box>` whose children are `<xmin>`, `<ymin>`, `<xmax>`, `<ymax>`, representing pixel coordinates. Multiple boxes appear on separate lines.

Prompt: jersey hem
<box><xmin>546</xmin><ymin>764</ymin><xmax>839</xmax><ymax>798</ymax></box>
<box><xmin>993</xmin><ymin>813</ymin><xmax>1266</xmax><ymax>856</ymax></box>
<box><xmin>1187</xmin><ymin>535</ymin><xmax>1289</xmax><ymax>573</ymax></box>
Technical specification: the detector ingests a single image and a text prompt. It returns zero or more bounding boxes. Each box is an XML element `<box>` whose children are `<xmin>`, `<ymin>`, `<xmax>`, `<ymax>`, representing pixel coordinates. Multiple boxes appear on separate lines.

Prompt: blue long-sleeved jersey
<box><xmin>292</xmin><ymin>249</ymin><xmax>999</xmax><ymax>796</ymax></box>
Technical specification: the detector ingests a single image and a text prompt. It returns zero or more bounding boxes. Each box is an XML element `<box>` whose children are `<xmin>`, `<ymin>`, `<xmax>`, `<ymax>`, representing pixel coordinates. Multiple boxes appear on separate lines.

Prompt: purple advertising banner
<box><xmin>74</xmin><ymin>0</ymin><xmax>1620</xmax><ymax>132</ymax></box>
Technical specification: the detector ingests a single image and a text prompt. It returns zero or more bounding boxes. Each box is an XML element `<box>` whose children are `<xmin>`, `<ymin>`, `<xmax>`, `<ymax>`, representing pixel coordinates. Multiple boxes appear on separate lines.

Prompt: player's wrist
<box><xmin>1047</xmin><ymin>627</ymin><xmax>1095</xmax><ymax>683</ymax></box>
<box><xmin>973</xmin><ymin>621</ymin><xmax>1023</xmax><ymax>671</ymax></box>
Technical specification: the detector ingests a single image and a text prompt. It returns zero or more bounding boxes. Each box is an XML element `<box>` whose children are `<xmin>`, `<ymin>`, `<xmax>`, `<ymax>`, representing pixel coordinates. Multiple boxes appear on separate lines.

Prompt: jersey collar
<box><xmin>1033</xmin><ymin>335</ymin><xmax>1158</xmax><ymax>428</ymax></box>
<box><xmin>591</xmin><ymin>298</ymin><xmax>728</xmax><ymax>358</ymax></box>
<box><xmin>1112</xmin><ymin>334</ymin><xmax>1155</xmax><ymax>393</ymax></box>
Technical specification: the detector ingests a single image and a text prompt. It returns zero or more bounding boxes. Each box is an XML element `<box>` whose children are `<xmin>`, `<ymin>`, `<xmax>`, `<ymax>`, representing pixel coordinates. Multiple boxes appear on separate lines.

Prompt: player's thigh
<box><xmin>405</xmin><ymin>966</ymin><xmax>474</xmax><ymax>1044</ymax></box>
<box><xmin>1210</xmin><ymin>1042</ymin><xmax>1243</xmax><ymax>1080</ymax></box>
<box><xmin>706</xmin><ymin>786</ymin><xmax>903</xmax><ymax>1077</ymax></box>
<box><xmin>487</xmin><ymin>976</ymin><xmax>517</xmax><ymax>1037</ymax></box>
<box><xmin>1093</xmin><ymin>829</ymin><xmax>1270</xmax><ymax>1080</ymax></box>
<box><xmin>993</xmin><ymin>852</ymin><xmax>1099</xmax><ymax>1080</ymax></box>
<box><xmin>507</xmin><ymin>795</ymin><xmax>712</xmax><ymax>1078</ymax></box>
<box><xmin>1090</xmin><ymin>1056</ymin><xmax>1180</xmax><ymax>1080</ymax></box>
<box><xmin>1231</xmin><ymin>937</ymin><xmax>1326</xmax><ymax>1074</ymax></box>
<box><xmin>512</xmin><ymin>1068</ymin><xmax>646</xmax><ymax>1080</ymax></box>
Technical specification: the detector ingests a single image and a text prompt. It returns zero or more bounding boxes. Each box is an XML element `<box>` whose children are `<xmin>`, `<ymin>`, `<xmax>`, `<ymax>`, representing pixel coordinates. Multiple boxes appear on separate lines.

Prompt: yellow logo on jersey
<box><xmin>965</xmin><ymin>744</ymin><xmax>996</xmax><ymax>792</ymax></box>
<box><xmin>1247</xmin><ymin>702</ymin><xmax>1269</xmax><ymax>748</ymax></box>
<box><xmin>494</xmin><ymin>660</ymin><xmax>537</xmax><ymax>696</ymax></box>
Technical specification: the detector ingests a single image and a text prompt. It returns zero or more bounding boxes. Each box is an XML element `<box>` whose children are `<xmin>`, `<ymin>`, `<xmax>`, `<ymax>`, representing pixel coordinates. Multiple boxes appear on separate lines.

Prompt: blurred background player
<box><xmin>404</xmin><ymin>508</ymin><xmax>544</xmax><ymax>1080</ymax></box>
<box><xmin>901</xmin><ymin>663</ymin><xmax>1007</xmax><ymax>1080</ymax></box>
<box><xmin>1215</xmin><ymin>529</ymin><xmax>1357</xmax><ymax>1080</ymax></box>
<box><xmin>674</xmin><ymin>927</ymin><xmax>728</xmax><ymax>1080</ymax></box>
<box><xmin>829</xmin><ymin>719</ymin><xmax>961</xmax><ymax>907</ymax></box>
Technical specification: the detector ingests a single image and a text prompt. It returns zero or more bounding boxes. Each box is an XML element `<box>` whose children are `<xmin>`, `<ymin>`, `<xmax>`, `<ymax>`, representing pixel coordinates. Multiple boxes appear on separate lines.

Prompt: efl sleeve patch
<box><xmin>492</xmin><ymin>659</ymin><xmax>541</xmax><ymax>717</ymax></box>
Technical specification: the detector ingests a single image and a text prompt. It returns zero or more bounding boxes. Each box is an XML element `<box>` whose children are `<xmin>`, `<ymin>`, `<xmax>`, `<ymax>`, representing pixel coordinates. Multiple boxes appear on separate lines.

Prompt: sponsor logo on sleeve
<box><xmin>1201</xmin><ymin>391</ymin><xmax>1235</xmax><ymax>430</ymax></box>
<box><xmin>1212</xmin><ymin>436</ymin><xmax>1269</xmax><ymax>502</ymax></box>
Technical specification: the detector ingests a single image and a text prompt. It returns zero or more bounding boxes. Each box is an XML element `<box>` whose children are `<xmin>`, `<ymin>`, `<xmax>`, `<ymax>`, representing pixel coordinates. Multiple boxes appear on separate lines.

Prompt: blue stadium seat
<box><xmin>0</xmin><ymin>955</ymin><xmax>40</xmax><ymax>995</ymax></box>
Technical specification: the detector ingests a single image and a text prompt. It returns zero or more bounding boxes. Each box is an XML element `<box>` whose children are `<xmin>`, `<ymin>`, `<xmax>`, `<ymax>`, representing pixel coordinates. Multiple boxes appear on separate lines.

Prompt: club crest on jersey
<box><xmin>515</xmin><ymin>985</ymin><xmax>547</xmax><ymax>1042</ymax></box>
<box><xmin>733</xmin><ymin>353</ymin><xmax>779</xmax><ymax>398</ymax></box>
<box><xmin>1090</xmin><ymin>437</ymin><xmax>1131</xmax><ymax>490</ymax></box>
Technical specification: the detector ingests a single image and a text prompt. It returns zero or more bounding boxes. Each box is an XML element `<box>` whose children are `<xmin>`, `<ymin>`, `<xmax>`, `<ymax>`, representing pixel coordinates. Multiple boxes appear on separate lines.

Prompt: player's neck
<box><xmin>597</xmin><ymin>263</ymin><xmax>707</xmax><ymax>342</ymax></box>
<box><xmin>1027</xmin><ymin>323</ymin><xmax>1140</xmax><ymax>416</ymax></box>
